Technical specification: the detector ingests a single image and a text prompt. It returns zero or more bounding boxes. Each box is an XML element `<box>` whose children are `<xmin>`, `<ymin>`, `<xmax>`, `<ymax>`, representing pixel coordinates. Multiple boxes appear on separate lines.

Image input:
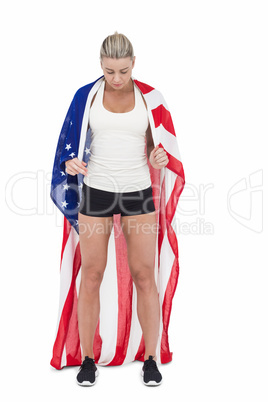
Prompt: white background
<box><xmin>1</xmin><ymin>0</ymin><xmax>267</xmax><ymax>400</ymax></box>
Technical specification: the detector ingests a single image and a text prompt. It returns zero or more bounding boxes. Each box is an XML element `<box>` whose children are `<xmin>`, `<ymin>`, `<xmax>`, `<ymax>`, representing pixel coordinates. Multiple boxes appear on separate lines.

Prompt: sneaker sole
<box><xmin>140</xmin><ymin>369</ymin><xmax>162</xmax><ymax>386</ymax></box>
<box><xmin>76</xmin><ymin>368</ymin><xmax>99</xmax><ymax>386</ymax></box>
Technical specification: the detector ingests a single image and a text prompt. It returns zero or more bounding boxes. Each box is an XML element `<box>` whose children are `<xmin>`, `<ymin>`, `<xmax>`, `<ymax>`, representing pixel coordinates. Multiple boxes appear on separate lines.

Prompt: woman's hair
<box><xmin>100</xmin><ymin>32</ymin><xmax>134</xmax><ymax>60</ymax></box>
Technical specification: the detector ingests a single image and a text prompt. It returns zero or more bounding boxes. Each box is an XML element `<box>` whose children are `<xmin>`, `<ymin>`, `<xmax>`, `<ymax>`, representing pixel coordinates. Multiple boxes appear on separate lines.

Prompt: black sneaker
<box><xmin>141</xmin><ymin>355</ymin><xmax>162</xmax><ymax>386</ymax></box>
<box><xmin>76</xmin><ymin>356</ymin><xmax>98</xmax><ymax>386</ymax></box>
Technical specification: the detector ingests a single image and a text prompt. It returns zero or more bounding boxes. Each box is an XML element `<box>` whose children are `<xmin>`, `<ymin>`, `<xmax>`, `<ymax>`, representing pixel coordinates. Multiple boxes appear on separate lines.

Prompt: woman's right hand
<box><xmin>65</xmin><ymin>158</ymin><xmax>88</xmax><ymax>176</ymax></box>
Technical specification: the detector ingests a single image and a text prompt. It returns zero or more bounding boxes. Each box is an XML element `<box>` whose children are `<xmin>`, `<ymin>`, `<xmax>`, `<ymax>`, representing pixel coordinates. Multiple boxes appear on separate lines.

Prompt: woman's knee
<box><xmin>81</xmin><ymin>265</ymin><xmax>105</xmax><ymax>292</ymax></box>
<box><xmin>130</xmin><ymin>265</ymin><xmax>155</xmax><ymax>292</ymax></box>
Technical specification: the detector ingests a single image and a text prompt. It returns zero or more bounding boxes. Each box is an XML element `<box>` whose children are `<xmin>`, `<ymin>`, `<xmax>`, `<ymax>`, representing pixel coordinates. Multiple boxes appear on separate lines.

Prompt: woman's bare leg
<box><xmin>120</xmin><ymin>211</ymin><xmax>160</xmax><ymax>361</ymax></box>
<box><xmin>77</xmin><ymin>213</ymin><xmax>113</xmax><ymax>360</ymax></box>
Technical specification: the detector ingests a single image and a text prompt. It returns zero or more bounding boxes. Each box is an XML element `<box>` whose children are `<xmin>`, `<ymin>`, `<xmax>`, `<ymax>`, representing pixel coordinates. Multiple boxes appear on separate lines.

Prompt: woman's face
<box><xmin>101</xmin><ymin>56</ymin><xmax>136</xmax><ymax>90</ymax></box>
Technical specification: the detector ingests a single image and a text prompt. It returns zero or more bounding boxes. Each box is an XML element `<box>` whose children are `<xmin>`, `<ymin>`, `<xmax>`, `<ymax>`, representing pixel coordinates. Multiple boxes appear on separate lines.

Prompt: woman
<box><xmin>50</xmin><ymin>32</ymin><xmax>185</xmax><ymax>387</ymax></box>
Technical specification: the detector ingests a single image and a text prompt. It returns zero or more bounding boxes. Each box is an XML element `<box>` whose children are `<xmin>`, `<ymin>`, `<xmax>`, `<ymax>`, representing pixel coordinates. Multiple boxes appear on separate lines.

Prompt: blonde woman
<box><xmin>50</xmin><ymin>32</ymin><xmax>185</xmax><ymax>387</ymax></box>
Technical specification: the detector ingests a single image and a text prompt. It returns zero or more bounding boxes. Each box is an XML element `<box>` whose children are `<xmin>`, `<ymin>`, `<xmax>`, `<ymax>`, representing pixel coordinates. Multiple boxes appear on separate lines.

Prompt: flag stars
<box><xmin>61</xmin><ymin>200</ymin><xmax>68</xmax><ymax>208</ymax></box>
<box><xmin>65</xmin><ymin>143</ymin><xmax>72</xmax><ymax>151</ymax></box>
<box><xmin>60</xmin><ymin>171</ymin><xmax>66</xmax><ymax>176</ymax></box>
<box><xmin>85</xmin><ymin>147</ymin><xmax>91</xmax><ymax>155</ymax></box>
<box><xmin>63</xmin><ymin>184</ymin><xmax>70</xmax><ymax>191</ymax></box>
<box><xmin>69</xmin><ymin>152</ymin><xmax>75</xmax><ymax>158</ymax></box>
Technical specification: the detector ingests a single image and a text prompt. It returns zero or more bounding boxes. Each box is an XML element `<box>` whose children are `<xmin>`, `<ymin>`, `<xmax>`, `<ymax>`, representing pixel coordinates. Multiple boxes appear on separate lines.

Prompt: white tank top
<box><xmin>83</xmin><ymin>79</ymin><xmax>152</xmax><ymax>192</ymax></box>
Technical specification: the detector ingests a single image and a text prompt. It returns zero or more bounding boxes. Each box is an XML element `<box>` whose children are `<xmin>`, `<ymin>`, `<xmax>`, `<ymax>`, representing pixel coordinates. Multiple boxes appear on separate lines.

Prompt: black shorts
<box><xmin>79</xmin><ymin>184</ymin><xmax>156</xmax><ymax>217</ymax></box>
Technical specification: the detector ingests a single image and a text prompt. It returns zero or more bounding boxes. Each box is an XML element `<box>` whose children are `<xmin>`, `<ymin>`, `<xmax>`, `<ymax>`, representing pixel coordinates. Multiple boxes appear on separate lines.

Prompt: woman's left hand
<box><xmin>149</xmin><ymin>145</ymin><xmax>169</xmax><ymax>169</ymax></box>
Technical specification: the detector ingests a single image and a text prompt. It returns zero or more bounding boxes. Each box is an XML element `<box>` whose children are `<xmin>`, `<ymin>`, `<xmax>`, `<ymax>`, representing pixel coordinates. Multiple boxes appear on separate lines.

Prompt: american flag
<box><xmin>50</xmin><ymin>76</ymin><xmax>185</xmax><ymax>369</ymax></box>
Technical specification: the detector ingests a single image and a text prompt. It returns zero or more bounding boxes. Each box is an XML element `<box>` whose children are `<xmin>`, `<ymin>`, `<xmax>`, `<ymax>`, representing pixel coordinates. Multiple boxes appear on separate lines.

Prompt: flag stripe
<box><xmin>65</xmin><ymin>238</ymin><xmax>82</xmax><ymax>366</ymax></box>
<box><xmin>97</xmin><ymin>226</ymin><xmax>119</xmax><ymax>365</ymax></box>
<box><xmin>156</xmin><ymin>126</ymin><xmax>181</xmax><ymax>160</ymax></box>
<box><xmin>152</xmin><ymin>105</ymin><xmax>176</xmax><ymax>136</ymax></box>
<box><xmin>160</xmin><ymin>173</ymin><xmax>184</xmax><ymax>363</ymax></box>
<box><xmin>141</xmin><ymin>87</ymin><xmax>169</xmax><ymax>111</ymax></box>
<box><xmin>108</xmin><ymin>215</ymin><xmax>134</xmax><ymax>365</ymax></box>
<box><xmin>65</xmin><ymin>273</ymin><xmax>81</xmax><ymax>366</ymax></box>
<box><xmin>123</xmin><ymin>284</ymin><xmax>143</xmax><ymax>363</ymax></box>
<box><xmin>51</xmin><ymin>220</ymin><xmax>80</xmax><ymax>369</ymax></box>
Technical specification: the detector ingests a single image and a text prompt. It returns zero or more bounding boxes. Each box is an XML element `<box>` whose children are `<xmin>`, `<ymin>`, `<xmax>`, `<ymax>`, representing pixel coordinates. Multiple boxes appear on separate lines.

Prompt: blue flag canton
<box><xmin>57</xmin><ymin>125</ymin><xmax>92</xmax><ymax>229</ymax></box>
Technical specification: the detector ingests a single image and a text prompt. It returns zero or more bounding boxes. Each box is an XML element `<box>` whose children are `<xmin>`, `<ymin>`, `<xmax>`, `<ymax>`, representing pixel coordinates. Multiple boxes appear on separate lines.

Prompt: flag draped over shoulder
<box><xmin>50</xmin><ymin>76</ymin><xmax>185</xmax><ymax>369</ymax></box>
